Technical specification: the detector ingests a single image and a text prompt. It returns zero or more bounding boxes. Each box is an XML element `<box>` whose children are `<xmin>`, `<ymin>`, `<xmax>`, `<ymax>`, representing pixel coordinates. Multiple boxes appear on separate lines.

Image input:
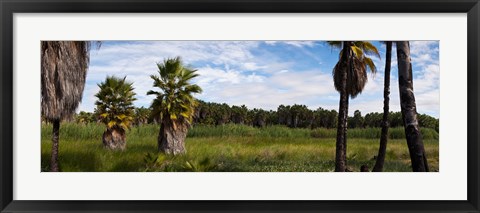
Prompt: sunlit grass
<box><xmin>41</xmin><ymin>123</ymin><xmax>439</xmax><ymax>172</ymax></box>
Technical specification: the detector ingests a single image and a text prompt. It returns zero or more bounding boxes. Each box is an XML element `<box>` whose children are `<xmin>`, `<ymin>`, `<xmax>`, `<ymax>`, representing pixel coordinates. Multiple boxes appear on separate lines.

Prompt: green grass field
<box><xmin>41</xmin><ymin>123</ymin><xmax>439</xmax><ymax>172</ymax></box>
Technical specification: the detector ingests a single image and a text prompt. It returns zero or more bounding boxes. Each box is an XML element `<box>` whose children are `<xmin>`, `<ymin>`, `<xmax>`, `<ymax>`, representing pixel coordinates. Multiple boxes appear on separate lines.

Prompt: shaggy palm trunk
<box><xmin>335</xmin><ymin>41</ymin><xmax>352</xmax><ymax>172</ymax></box>
<box><xmin>158</xmin><ymin>119</ymin><xmax>188</xmax><ymax>155</ymax></box>
<box><xmin>373</xmin><ymin>41</ymin><xmax>392</xmax><ymax>172</ymax></box>
<box><xmin>50</xmin><ymin>119</ymin><xmax>60</xmax><ymax>172</ymax></box>
<box><xmin>396</xmin><ymin>41</ymin><xmax>429</xmax><ymax>172</ymax></box>
<box><xmin>42</xmin><ymin>41</ymin><xmax>92</xmax><ymax>172</ymax></box>
<box><xmin>102</xmin><ymin>128</ymin><xmax>126</xmax><ymax>150</ymax></box>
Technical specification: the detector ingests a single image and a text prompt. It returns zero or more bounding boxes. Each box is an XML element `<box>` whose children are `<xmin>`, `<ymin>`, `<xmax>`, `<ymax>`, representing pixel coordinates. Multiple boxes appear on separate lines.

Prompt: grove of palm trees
<box><xmin>41</xmin><ymin>41</ymin><xmax>439</xmax><ymax>172</ymax></box>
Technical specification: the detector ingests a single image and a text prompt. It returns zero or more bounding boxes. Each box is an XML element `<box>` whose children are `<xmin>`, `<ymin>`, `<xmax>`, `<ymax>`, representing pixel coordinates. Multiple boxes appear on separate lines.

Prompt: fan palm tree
<box><xmin>41</xmin><ymin>41</ymin><xmax>95</xmax><ymax>172</ymax></box>
<box><xmin>147</xmin><ymin>57</ymin><xmax>202</xmax><ymax>155</ymax></box>
<box><xmin>328</xmin><ymin>41</ymin><xmax>380</xmax><ymax>172</ymax></box>
<box><xmin>373</xmin><ymin>41</ymin><xmax>392</xmax><ymax>172</ymax></box>
<box><xmin>95</xmin><ymin>76</ymin><xmax>136</xmax><ymax>150</ymax></box>
<box><xmin>134</xmin><ymin>107</ymin><xmax>151</xmax><ymax>126</ymax></box>
<box><xmin>75</xmin><ymin>111</ymin><xmax>94</xmax><ymax>125</ymax></box>
<box><xmin>231</xmin><ymin>105</ymin><xmax>248</xmax><ymax>125</ymax></box>
<box><xmin>396</xmin><ymin>41</ymin><xmax>429</xmax><ymax>172</ymax></box>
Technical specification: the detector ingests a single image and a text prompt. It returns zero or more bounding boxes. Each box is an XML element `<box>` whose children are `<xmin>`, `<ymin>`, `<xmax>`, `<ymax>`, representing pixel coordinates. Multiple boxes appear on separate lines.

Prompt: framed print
<box><xmin>1</xmin><ymin>0</ymin><xmax>479</xmax><ymax>212</ymax></box>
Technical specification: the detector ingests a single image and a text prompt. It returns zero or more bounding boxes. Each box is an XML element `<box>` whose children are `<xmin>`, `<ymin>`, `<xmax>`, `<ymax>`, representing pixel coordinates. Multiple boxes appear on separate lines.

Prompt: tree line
<box><xmin>73</xmin><ymin>103</ymin><xmax>438</xmax><ymax>132</ymax></box>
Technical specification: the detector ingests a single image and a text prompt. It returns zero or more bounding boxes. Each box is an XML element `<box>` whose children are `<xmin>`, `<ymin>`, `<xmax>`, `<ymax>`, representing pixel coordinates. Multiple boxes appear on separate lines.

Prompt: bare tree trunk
<box><xmin>396</xmin><ymin>41</ymin><xmax>429</xmax><ymax>172</ymax></box>
<box><xmin>335</xmin><ymin>41</ymin><xmax>352</xmax><ymax>172</ymax></box>
<box><xmin>158</xmin><ymin>119</ymin><xmax>188</xmax><ymax>155</ymax></box>
<box><xmin>343</xmin><ymin>95</ymin><xmax>349</xmax><ymax>169</ymax></box>
<box><xmin>102</xmin><ymin>128</ymin><xmax>126</xmax><ymax>150</ymax></box>
<box><xmin>373</xmin><ymin>41</ymin><xmax>392</xmax><ymax>172</ymax></box>
<box><xmin>50</xmin><ymin>119</ymin><xmax>60</xmax><ymax>172</ymax></box>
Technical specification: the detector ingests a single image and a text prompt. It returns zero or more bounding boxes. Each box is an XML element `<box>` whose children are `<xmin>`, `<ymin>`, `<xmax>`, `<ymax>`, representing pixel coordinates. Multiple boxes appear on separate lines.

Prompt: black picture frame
<box><xmin>1</xmin><ymin>0</ymin><xmax>479</xmax><ymax>212</ymax></box>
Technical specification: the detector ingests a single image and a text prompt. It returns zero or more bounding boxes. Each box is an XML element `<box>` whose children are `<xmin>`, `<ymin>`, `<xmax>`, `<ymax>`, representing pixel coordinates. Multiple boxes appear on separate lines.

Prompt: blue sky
<box><xmin>79</xmin><ymin>41</ymin><xmax>440</xmax><ymax>118</ymax></box>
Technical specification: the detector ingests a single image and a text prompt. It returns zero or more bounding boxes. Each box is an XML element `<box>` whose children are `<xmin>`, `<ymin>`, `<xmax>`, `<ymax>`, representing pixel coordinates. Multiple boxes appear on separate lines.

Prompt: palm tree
<box><xmin>75</xmin><ymin>111</ymin><xmax>94</xmax><ymax>125</ymax></box>
<box><xmin>253</xmin><ymin>108</ymin><xmax>267</xmax><ymax>128</ymax></box>
<box><xmin>277</xmin><ymin>105</ymin><xmax>291</xmax><ymax>126</ymax></box>
<box><xmin>213</xmin><ymin>103</ymin><xmax>231</xmax><ymax>125</ymax></box>
<box><xmin>95</xmin><ymin>76</ymin><xmax>136</xmax><ymax>150</ymax></box>
<box><xmin>396</xmin><ymin>41</ymin><xmax>429</xmax><ymax>172</ymax></box>
<box><xmin>147</xmin><ymin>57</ymin><xmax>202</xmax><ymax>155</ymax></box>
<box><xmin>373</xmin><ymin>41</ymin><xmax>392</xmax><ymax>172</ymax></box>
<box><xmin>134</xmin><ymin>107</ymin><xmax>151</xmax><ymax>126</ymax></box>
<box><xmin>231</xmin><ymin>105</ymin><xmax>248</xmax><ymax>125</ymax></box>
<box><xmin>328</xmin><ymin>41</ymin><xmax>380</xmax><ymax>172</ymax></box>
<box><xmin>41</xmin><ymin>41</ymin><xmax>94</xmax><ymax>172</ymax></box>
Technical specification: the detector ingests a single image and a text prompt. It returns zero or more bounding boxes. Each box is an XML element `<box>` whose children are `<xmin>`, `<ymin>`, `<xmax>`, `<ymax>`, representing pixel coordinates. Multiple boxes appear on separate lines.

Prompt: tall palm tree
<box><xmin>373</xmin><ymin>41</ymin><xmax>392</xmax><ymax>172</ymax></box>
<box><xmin>41</xmin><ymin>41</ymin><xmax>94</xmax><ymax>172</ymax></box>
<box><xmin>95</xmin><ymin>76</ymin><xmax>136</xmax><ymax>150</ymax></box>
<box><xmin>328</xmin><ymin>41</ymin><xmax>380</xmax><ymax>172</ymax></box>
<box><xmin>147</xmin><ymin>57</ymin><xmax>202</xmax><ymax>155</ymax></box>
<box><xmin>396</xmin><ymin>41</ymin><xmax>429</xmax><ymax>172</ymax></box>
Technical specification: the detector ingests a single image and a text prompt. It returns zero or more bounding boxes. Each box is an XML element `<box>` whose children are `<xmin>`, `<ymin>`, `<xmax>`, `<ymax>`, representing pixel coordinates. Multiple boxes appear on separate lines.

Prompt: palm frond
<box><xmin>41</xmin><ymin>41</ymin><xmax>92</xmax><ymax>122</ymax></box>
<box><xmin>354</xmin><ymin>41</ymin><xmax>381</xmax><ymax>58</ymax></box>
<box><xmin>148</xmin><ymin>57</ymin><xmax>202</xmax><ymax>127</ymax></box>
<box><xmin>327</xmin><ymin>41</ymin><xmax>343</xmax><ymax>49</ymax></box>
<box><xmin>332</xmin><ymin>41</ymin><xmax>378</xmax><ymax>99</ymax></box>
<box><xmin>350</xmin><ymin>46</ymin><xmax>365</xmax><ymax>59</ymax></box>
<box><xmin>95</xmin><ymin>76</ymin><xmax>136</xmax><ymax>131</ymax></box>
<box><xmin>364</xmin><ymin>57</ymin><xmax>377</xmax><ymax>74</ymax></box>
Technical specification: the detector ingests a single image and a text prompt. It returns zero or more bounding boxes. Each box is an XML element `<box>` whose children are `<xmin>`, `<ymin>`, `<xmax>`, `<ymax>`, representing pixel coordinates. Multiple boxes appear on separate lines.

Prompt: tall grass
<box><xmin>42</xmin><ymin>123</ymin><xmax>439</xmax><ymax>141</ymax></box>
<box><xmin>310</xmin><ymin>127</ymin><xmax>439</xmax><ymax>140</ymax></box>
<box><xmin>41</xmin><ymin>123</ymin><xmax>439</xmax><ymax>172</ymax></box>
<box><xmin>188</xmin><ymin>124</ymin><xmax>311</xmax><ymax>138</ymax></box>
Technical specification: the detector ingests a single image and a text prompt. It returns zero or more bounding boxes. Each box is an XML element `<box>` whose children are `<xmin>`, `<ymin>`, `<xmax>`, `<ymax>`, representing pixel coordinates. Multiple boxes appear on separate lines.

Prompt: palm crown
<box><xmin>147</xmin><ymin>57</ymin><xmax>202</xmax><ymax>126</ymax></box>
<box><xmin>328</xmin><ymin>41</ymin><xmax>380</xmax><ymax>98</ymax></box>
<box><xmin>95</xmin><ymin>76</ymin><xmax>137</xmax><ymax>131</ymax></box>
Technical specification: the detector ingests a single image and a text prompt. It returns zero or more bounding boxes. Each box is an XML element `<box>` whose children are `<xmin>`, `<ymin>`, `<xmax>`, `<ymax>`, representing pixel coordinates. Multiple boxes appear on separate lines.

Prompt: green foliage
<box><xmin>143</xmin><ymin>153</ymin><xmax>178</xmax><ymax>172</ymax></box>
<box><xmin>362</xmin><ymin>111</ymin><xmax>439</xmax><ymax>132</ymax></box>
<box><xmin>42</xmin><ymin>122</ymin><xmax>104</xmax><ymax>141</ymax></box>
<box><xmin>193</xmin><ymin>101</ymin><xmax>439</xmax><ymax>132</ymax></box>
<box><xmin>188</xmin><ymin>124</ymin><xmax>311</xmax><ymax>138</ymax></box>
<box><xmin>41</xmin><ymin>123</ymin><xmax>439</xmax><ymax>172</ymax></box>
<box><xmin>148</xmin><ymin>57</ymin><xmax>202</xmax><ymax>126</ymax></box>
<box><xmin>94</xmin><ymin>76</ymin><xmax>136</xmax><ymax>131</ymax></box>
<box><xmin>418</xmin><ymin>113</ymin><xmax>440</xmax><ymax>132</ymax></box>
<box><xmin>134</xmin><ymin>107</ymin><xmax>151</xmax><ymax>126</ymax></box>
<box><xmin>183</xmin><ymin>158</ymin><xmax>218</xmax><ymax>172</ymax></box>
<box><xmin>43</xmin><ymin>121</ymin><xmax>439</xmax><ymax>142</ymax></box>
<box><xmin>329</xmin><ymin>41</ymin><xmax>380</xmax><ymax>98</ymax></box>
<box><xmin>348</xmin><ymin>110</ymin><xmax>364</xmax><ymax>128</ymax></box>
<box><xmin>72</xmin><ymin>104</ymin><xmax>441</xmax><ymax>133</ymax></box>
<box><xmin>142</xmin><ymin>152</ymin><xmax>218</xmax><ymax>172</ymax></box>
<box><xmin>75</xmin><ymin>111</ymin><xmax>95</xmax><ymax>124</ymax></box>
<box><xmin>310</xmin><ymin>127</ymin><xmax>438</xmax><ymax>140</ymax></box>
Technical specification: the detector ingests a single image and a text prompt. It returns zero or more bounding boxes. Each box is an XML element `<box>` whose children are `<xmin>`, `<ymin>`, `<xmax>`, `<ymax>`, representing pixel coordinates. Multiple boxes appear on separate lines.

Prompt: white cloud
<box><xmin>344</xmin><ymin>41</ymin><xmax>440</xmax><ymax>118</ymax></box>
<box><xmin>77</xmin><ymin>85</ymin><xmax>100</xmax><ymax>113</ymax></box>
<box><xmin>410</xmin><ymin>41</ymin><xmax>439</xmax><ymax>67</ymax></box>
<box><xmin>242</xmin><ymin>62</ymin><xmax>267</xmax><ymax>71</ymax></box>
<box><xmin>79</xmin><ymin>41</ymin><xmax>439</xmax><ymax>118</ymax></box>
<box><xmin>410</xmin><ymin>41</ymin><xmax>439</xmax><ymax>56</ymax></box>
<box><xmin>195</xmin><ymin>67</ymin><xmax>336</xmax><ymax>110</ymax></box>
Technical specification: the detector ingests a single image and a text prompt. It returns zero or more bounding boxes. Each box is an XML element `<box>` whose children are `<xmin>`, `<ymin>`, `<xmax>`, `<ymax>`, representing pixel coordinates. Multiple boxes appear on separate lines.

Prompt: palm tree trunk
<box><xmin>373</xmin><ymin>41</ymin><xmax>392</xmax><ymax>172</ymax></box>
<box><xmin>335</xmin><ymin>41</ymin><xmax>352</xmax><ymax>172</ymax></box>
<box><xmin>102</xmin><ymin>128</ymin><xmax>126</xmax><ymax>150</ymax></box>
<box><xmin>343</xmin><ymin>95</ymin><xmax>349</xmax><ymax>169</ymax></box>
<box><xmin>50</xmin><ymin>119</ymin><xmax>60</xmax><ymax>172</ymax></box>
<box><xmin>158</xmin><ymin>119</ymin><xmax>188</xmax><ymax>155</ymax></box>
<box><xmin>396</xmin><ymin>41</ymin><xmax>429</xmax><ymax>172</ymax></box>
